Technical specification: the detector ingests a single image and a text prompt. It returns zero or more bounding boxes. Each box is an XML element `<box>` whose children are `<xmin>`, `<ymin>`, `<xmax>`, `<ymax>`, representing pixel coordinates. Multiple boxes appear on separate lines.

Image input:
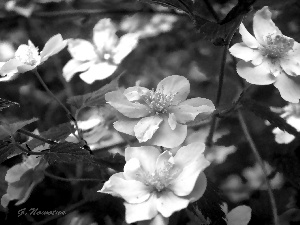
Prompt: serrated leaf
<box><xmin>67</xmin><ymin>75</ymin><xmax>121</xmax><ymax>109</ymax></box>
<box><xmin>25</xmin><ymin>122</ymin><xmax>74</xmax><ymax>150</ymax></box>
<box><xmin>189</xmin><ymin>179</ymin><xmax>226</xmax><ymax>225</ymax></box>
<box><xmin>43</xmin><ymin>142</ymin><xmax>96</xmax><ymax>165</ymax></box>
<box><xmin>240</xmin><ymin>99</ymin><xmax>299</xmax><ymax>137</ymax></box>
<box><xmin>0</xmin><ymin>118</ymin><xmax>38</xmax><ymax>138</ymax></box>
<box><xmin>0</xmin><ymin>143</ymin><xmax>15</xmax><ymax>164</ymax></box>
<box><xmin>0</xmin><ymin>98</ymin><xmax>18</xmax><ymax>111</ymax></box>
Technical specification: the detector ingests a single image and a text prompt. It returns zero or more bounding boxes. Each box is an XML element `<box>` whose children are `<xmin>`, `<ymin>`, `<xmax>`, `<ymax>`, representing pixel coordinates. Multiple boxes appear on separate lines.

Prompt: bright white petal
<box><xmin>183</xmin><ymin>172</ymin><xmax>207</xmax><ymax>202</ymax></box>
<box><xmin>274</xmin><ymin>73</ymin><xmax>300</xmax><ymax>103</ymax></box>
<box><xmin>100</xmin><ymin>173</ymin><xmax>151</xmax><ymax>204</ymax></box>
<box><xmin>237</xmin><ymin>60</ymin><xmax>276</xmax><ymax>85</ymax></box>
<box><xmin>62</xmin><ymin>59</ymin><xmax>92</xmax><ymax>82</ymax></box>
<box><xmin>134</xmin><ymin>116</ymin><xmax>163</xmax><ymax>142</ymax></box>
<box><xmin>239</xmin><ymin>23</ymin><xmax>260</xmax><ymax>48</ymax></box>
<box><xmin>114</xmin><ymin>119</ymin><xmax>139</xmax><ymax>136</ymax></box>
<box><xmin>124</xmin><ymin>158</ymin><xmax>145</xmax><ymax>181</ymax></box>
<box><xmin>156</xmin><ymin>75</ymin><xmax>190</xmax><ymax>104</ymax></box>
<box><xmin>156</xmin><ymin>190</ymin><xmax>190</xmax><ymax>217</ymax></box>
<box><xmin>124</xmin><ymin>86</ymin><xmax>149</xmax><ymax>101</ymax></box>
<box><xmin>168</xmin><ymin>113</ymin><xmax>177</xmax><ymax>130</ymax></box>
<box><xmin>147</xmin><ymin>119</ymin><xmax>187</xmax><ymax>148</ymax></box>
<box><xmin>40</xmin><ymin>34</ymin><xmax>67</xmax><ymax>61</ymax></box>
<box><xmin>155</xmin><ymin>151</ymin><xmax>173</xmax><ymax>172</ymax></box>
<box><xmin>125</xmin><ymin>146</ymin><xmax>161</xmax><ymax>174</ymax></box>
<box><xmin>229</xmin><ymin>43</ymin><xmax>262</xmax><ymax>62</ymax></box>
<box><xmin>125</xmin><ymin>194</ymin><xmax>158</xmax><ymax>224</ymax></box>
<box><xmin>79</xmin><ymin>62</ymin><xmax>117</xmax><ymax>84</ymax></box>
<box><xmin>113</xmin><ymin>33</ymin><xmax>139</xmax><ymax>64</ymax></box>
<box><xmin>105</xmin><ymin>90</ymin><xmax>150</xmax><ymax>118</ymax></box>
<box><xmin>253</xmin><ymin>6</ymin><xmax>282</xmax><ymax>45</ymax></box>
<box><xmin>67</xmin><ymin>39</ymin><xmax>97</xmax><ymax>61</ymax></box>
<box><xmin>281</xmin><ymin>57</ymin><xmax>300</xmax><ymax>76</ymax></box>
<box><xmin>0</xmin><ymin>59</ymin><xmax>22</xmax><ymax>75</ymax></box>
<box><xmin>273</xmin><ymin>128</ymin><xmax>295</xmax><ymax>144</ymax></box>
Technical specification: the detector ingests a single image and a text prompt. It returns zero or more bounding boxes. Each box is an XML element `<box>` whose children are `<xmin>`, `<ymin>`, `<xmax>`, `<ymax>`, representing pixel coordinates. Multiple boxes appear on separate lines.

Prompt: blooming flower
<box><xmin>229</xmin><ymin>6</ymin><xmax>300</xmax><ymax>103</ymax></box>
<box><xmin>0</xmin><ymin>34</ymin><xmax>67</xmax><ymax>79</ymax></box>
<box><xmin>1</xmin><ymin>144</ymin><xmax>49</xmax><ymax>208</ymax></box>
<box><xmin>99</xmin><ymin>142</ymin><xmax>210</xmax><ymax>225</ymax></box>
<box><xmin>272</xmin><ymin>103</ymin><xmax>300</xmax><ymax>144</ymax></box>
<box><xmin>63</xmin><ymin>18</ymin><xmax>139</xmax><ymax>84</ymax></box>
<box><xmin>105</xmin><ymin>75</ymin><xmax>215</xmax><ymax>148</ymax></box>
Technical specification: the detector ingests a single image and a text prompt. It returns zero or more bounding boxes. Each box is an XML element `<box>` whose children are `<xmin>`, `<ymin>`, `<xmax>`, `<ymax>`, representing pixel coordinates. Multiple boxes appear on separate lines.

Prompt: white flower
<box><xmin>63</xmin><ymin>18</ymin><xmax>139</xmax><ymax>84</ymax></box>
<box><xmin>0</xmin><ymin>34</ymin><xmax>67</xmax><ymax>80</ymax></box>
<box><xmin>99</xmin><ymin>142</ymin><xmax>210</xmax><ymax>224</ymax></box>
<box><xmin>229</xmin><ymin>6</ymin><xmax>300</xmax><ymax>103</ymax></box>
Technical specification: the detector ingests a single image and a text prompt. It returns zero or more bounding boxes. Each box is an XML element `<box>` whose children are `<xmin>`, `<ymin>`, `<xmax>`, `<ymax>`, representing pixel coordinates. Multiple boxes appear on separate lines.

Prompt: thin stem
<box><xmin>203</xmin><ymin>0</ymin><xmax>220</xmax><ymax>22</ymax></box>
<box><xmin>18</xmin><ymin>129</ymin><xmax>56</xmax><ymax>145</ymax></box>
<box><xmin>33</xmin><ymin>69</ymin><xmax>81</xmax><ymax>140</ymax></box>
<box><xmin>238</xmin><ymin>110</ymin><xmax>279</xmax><ymax>225</ymax></box>
<box><xmin>206</xmin><ymin>45</ymin><xmax>229</xmax><ymax>147</ymax></box>
<box><xmin>44</xmin><ymin>170</ymin><xmax>103</xmax><ymax>182</ymax></box>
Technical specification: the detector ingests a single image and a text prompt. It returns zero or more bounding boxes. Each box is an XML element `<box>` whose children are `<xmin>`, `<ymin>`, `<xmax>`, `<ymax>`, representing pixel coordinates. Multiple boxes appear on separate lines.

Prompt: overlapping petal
<box><xmin>236</xmin><ymin>60</ymin><xmax>276</xmax><ymax>85</ymax></box>
<box><xmin>40</xmin><ymin>34</ymin><xmax>67</xmax><ymax>61</ymax></box>
<box><xmin>62</xmin><ymin>59</ymin><xmax>93</xmax><ymax>82</ymax></box>
<box><xmin>67</xmin><ymin>39</ymin><xmax>97</xmax><ymax>61</ymax></box>
<box><xmin>239</xmin><ymin>23</ymin><xmax>260</xmax><ymax>48</ymax></box>
<box><xmin>113</xmin><ymin>118</ymin><xmax>139</xmax><ymax>136</ymax></box>
<box><xmin>229</xmin><ymin>43</ymin><xmax>261</xmax><ymax>62</ymax></box>
<box><xmin>281</xmin><ymin>57</ymin><xmax>300</xmax><ymax>76</ymax></box>
<box><xmin>106</xmin><ymin>90</ymin><xmax>150</xmax><ymax>118</ymax></box>
<box><xmin>183</xmin><ymin>172</ymin><xmax>207</xmax><ymax>202</ymax></box>
<box><xmin>134</xmin><ymin>116</ymin><xmax>163</xmax><ymax>142</ymax></box>
<box><xmin>156</xmin><ymin>75</ymin><xmax>190</xmax><ymax>104</ymax></box>
<box><xmin>274</xmin><ymin>72</ymin><xmax>300</xmax><ymax>103</ymax></box>
<box><xmin>253</xmin><ymin>6</ymin><xmax>281</xmax><ymax>44</ymax></box>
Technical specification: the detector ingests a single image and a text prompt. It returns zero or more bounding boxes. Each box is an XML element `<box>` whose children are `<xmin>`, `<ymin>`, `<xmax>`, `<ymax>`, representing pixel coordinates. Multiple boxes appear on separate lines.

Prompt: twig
<box><xmin>18</xmin><ymin>129</ymin><xmax>56</xmax><ymax>145</ymax></box>
<box><xmin>238</xmin><ymin>109</ymin><xmax>279</xmax><ymax>225</ymax></box>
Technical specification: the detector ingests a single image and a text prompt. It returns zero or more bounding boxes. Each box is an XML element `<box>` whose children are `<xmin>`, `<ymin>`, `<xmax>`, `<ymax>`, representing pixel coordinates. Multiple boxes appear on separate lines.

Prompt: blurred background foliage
<box><xmin>0</xmin><ymin>0</ymin><xmax>300</xmax><ymax>224</ymax></box>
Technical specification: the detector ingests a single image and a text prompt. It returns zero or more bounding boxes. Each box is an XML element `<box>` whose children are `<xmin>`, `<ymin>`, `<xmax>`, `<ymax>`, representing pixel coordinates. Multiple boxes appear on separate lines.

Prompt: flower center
<box><xmin>142</xmin><ymin>90</ymin><xmax>175</xmax><ymax>114</ymax></box>
<box><xmin>261</xmin><ymin>34</ymin><xmax>294</xmax><ymax>60</ymax></box>
<box><xmin>143</xmin><ymin>160</ymin><xmax>181</xmax><ymax>192</ymax></box>
<box><xmin>15</xmin><ymin>41</ymin><xmax>41</xmax><ymax>66</ymax></box>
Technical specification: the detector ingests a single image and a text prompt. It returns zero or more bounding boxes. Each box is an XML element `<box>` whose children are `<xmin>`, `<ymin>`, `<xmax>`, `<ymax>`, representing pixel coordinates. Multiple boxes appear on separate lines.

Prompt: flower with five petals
<box><xmin>99</xmin><ymin>142</ymin><xmax>210</xmax><ymax>225</ymax></box>
<box><xmin>229</xmin><ymin>6</ymin><xmax>300</xmax><ymax>103</ymax></box>
<box><xmin>0</xmin><ymin>34</ymin><xmax>67</xmax><ymax>79</ymax></box>
<box><xmin>105</xmin><ymin>75</ymin><xmax>215</xmax><ymax>148</ymax></box>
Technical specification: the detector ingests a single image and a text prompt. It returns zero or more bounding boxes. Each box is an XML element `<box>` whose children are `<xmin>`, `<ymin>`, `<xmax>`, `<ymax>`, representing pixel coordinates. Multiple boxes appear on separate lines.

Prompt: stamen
<box><xmin>15</xmin><ymin>41</ymin><xmax>41</xmax><ymax>66</ymax></box>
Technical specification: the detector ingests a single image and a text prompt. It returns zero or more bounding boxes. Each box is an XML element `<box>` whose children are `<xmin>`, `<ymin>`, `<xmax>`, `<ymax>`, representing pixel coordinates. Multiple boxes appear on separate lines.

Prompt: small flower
<box><xmin>63</xmin><ymin>18</ymin><xmax>139</xmax><ymax>84</ymax></box>
<box><xmin>0</xmin><ymin>34</ymin><xmax>67</xmax><ymax>79</ymax></box>
<box><xmin>105</xmin><ymin>75</ymin><xmax>215</xmax><ymax>148</ymax></box>
<box><xmin>272</xmin><ymin>103</ymin><xmax>300</xmax><ymax>144</ymax></box>
<box><xmin>229</xmin><ymin>6</ymin><xmax>300</xmax><ymax>103</ymax></box>
<box><xmin>1</xmin><ymin>144</ymin><xmax>49</xmax><ymax>208</ymax></box>
<box><xmin>99</xmin><ymin>142</ymin><xmax>210</xmax><ymax>224</ymax></box>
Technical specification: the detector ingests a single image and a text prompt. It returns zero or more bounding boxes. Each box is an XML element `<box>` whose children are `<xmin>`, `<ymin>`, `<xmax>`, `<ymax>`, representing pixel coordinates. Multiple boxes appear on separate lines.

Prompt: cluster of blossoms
<box><xmin>229</xmin><ymin>6</ymin><xmax>300</xmax><ymax>103</ymax></box>
<box><xmin>63</xmin><ymin>18</ymin><xmax>139</xmax><ymax>84</ymax></box>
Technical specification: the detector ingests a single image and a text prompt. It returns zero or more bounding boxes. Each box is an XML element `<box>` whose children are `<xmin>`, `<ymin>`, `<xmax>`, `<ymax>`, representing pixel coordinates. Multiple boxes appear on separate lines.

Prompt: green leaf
<box><xmin>67</xmin><ymin>75</ymin><xmax>121</xmax><ymax>110</ymax></box>
<box><xmin>240</xmin><ymin>99</ymin><xmax>299</xmax><ymax>137</ymax></box>
<box><xmin>43</xmin><ymin>142</ymin><xmax>96</xmax><ymax>165</ymax></box>
<box><xmin>0</xmin><ymin>118</ymin><xmax>38</xmax><ymax>138</ymax></box>
<box><xmin>0</xmin><ymin>98</ymin><xmax>18</xmax><ymax>111</ymax></box>
<box><xmin>0</xmin><ymin>142</ymin><xmax>15</xmax><ymax>164</ymax></box>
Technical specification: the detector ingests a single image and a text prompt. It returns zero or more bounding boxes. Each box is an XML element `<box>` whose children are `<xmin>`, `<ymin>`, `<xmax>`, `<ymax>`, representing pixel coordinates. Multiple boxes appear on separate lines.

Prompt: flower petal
<box><xmin>229</xmin><ymin>43</ymin><xmax>262</xmax><ymax>62</ymax></box>
<box><xmin>125</xmin><ymin>146</ymin><xmax>161</xmax><ymax>174</ymax></box>
<box><xmin>6</xmin><ymin>164</ymin><xmax>29</xmax><ymax>183</ymax></box>
<box><xmin>253</xmin><ymin>6</ymin><xmax>282</xmax><ymax>45</ymax></box>
<box><xmin>62</xmin><ymin>59</ymin><xmax>93</xmax><ymax>82</ymax></box>
<box><xmin>105</xmin><ymin>90</ymin><xmax>150</xmax><ymax>118</ymax></box>
<box><xmin>147</xmin><ymin>119</ymin><xmax>187</xmax><ymax>148</ymax></box>
<box><xmin>169</xmin><ymin>143</ymin><xmax>210</xmax><ymax>196</ymax></box>
<box><xmin>100</xmin><ymin>173</ymin><xmax>151</xmax><ymax>204</ymax></box>
<box><xmin>236</xmin><ymin>60</ymin><xmax>276</xmax><ymax>85</ymax></box>
<box><xmin>239</xmin><ymin>23</ymin><xmax>260</xmax><ymax>48</ymax></box>
<box><xmin>170</xmin><ymin>97</ymin><xmax>215</xmax><ymax>124</ymax></box>
<box><xmin>156</xmin><ymin>151</ymin><xmax>173</xmax><ymax>172</ymax></box>
<box><xmin>156</xmin><ymin>75</ymin><xmax>190</xmax><ymax>104</ymax></box>
<box><xmin>113</xmin><ymin>33</ymin><xmax>139</xmax><ymax>64</ymax></box>
<box><xmin>156</xmin><ymin>190</ymin><xmax>190</xmax><ymax>217</ymax></box>
<box><xmin>168</xmin><ymin>113</ymin><xmax>177</xmax><ymax>130</ymax></box>
<box><xmin>0</xmin><ymin>59</ymin><xmax>22</xmax><ymax>75</ymax></box>
<box><xmin>17</xmin><ymin>64</ymin><xmax>36</xmax><ymax>73</ymax></box>
<box><xmin>281</xmin><ymin>57</ymin><xmax>300</xmax><ymax>76</ymax></box>
<box><xmin>79</xmin><ymin>62</ymin><xmax>117</xmax><ymax>84</ymax></box>
<box><xmin>124</xmin><ymin>158</ymin><xmax>145</xmax><ymax>180</ymax></box>
<box><xmin>274</xmin><ymin>72</ymin><xmax>300</xmax><ymax>103</ymax></box>
<box><xmin>183</xmin><ymin>172</ymin><xmax>207</xmax><ymax>202</ymax></box>
<box><xmin>124</xmin><ymin>86</ymin><xmax>149</xmax><ymax>101</ymax></box>
<box><xmin>40</xmin><ymin>34</ymin><xmax>67</xmax><ymax>61</ymax></box>
<box><xmin>124</xmin><ymin>194</ymin><xmax>158</xmax><ymax>224</ymax></box>
<box><xmin>134</xmin><ymin>116</ymin><xmax>163</xmax><ymax>142</ymax></box>
<box><xmin>67</xmin><ymin>39</ymin><xmax>97</xmax><ymax>61</ymax></box>
<box><xmin>114</xmin><ymin>119</ymin><xmax>139</xmax><ymax>136</ymax></box>
<box><xmin>138</xmin><ymin>214</ymin><xmax>169</xmax><ymax>225</ymax></box>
